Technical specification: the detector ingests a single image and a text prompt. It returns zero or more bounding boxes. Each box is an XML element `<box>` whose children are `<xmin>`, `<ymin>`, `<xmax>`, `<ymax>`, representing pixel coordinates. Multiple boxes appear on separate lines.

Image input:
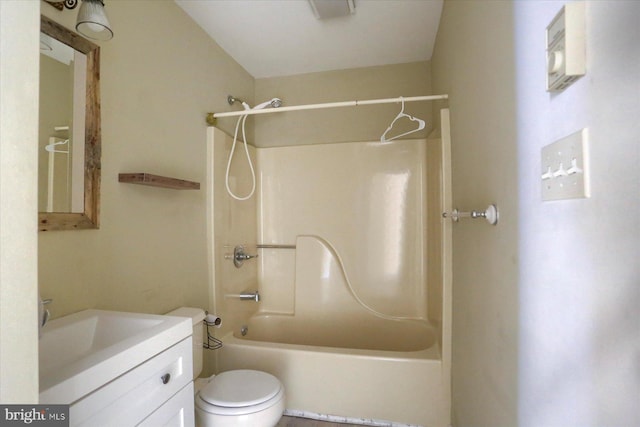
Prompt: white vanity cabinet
<box><xmin>138</xmin><ymin>381</ymin><xmax>194</xmax><ymax>427</ymax></box>
<box><xmin>69</xmin><ymin>337</ymin><xmax>195</xmax><ymax>427</ymax></box>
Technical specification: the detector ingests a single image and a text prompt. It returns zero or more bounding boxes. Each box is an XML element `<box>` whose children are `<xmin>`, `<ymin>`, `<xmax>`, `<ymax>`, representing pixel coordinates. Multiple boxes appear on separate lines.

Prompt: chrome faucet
<box><xmin>40</xmin><ymin>298</ymin><xmax>52</xmax><ymax>326</ymax></box>
<box><xmin>39</xmin><ymin>298</ymin><xmax>52</xmax><ymax>337</ymax></box>
<box><xmin>233</xmin><ymin>245</ymin><xmax>258</xmax><ymax>268</ymax></box>
<box><xmin>240</xmin><ymin>291</ymin><xmax>260</xmax><ymax>302</ymax></box>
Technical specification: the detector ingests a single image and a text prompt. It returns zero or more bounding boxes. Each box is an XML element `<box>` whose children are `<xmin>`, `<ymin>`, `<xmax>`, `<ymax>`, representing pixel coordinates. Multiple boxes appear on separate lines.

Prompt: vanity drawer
<box><xmin>139</xmin><ymin>382</ymin><xmax>195</xmax><ymax>427</ymax></box>
<box><xmin>71</xmin><ymin>337</ymin><xmax>193</xmax><ymax>427</ymax></box>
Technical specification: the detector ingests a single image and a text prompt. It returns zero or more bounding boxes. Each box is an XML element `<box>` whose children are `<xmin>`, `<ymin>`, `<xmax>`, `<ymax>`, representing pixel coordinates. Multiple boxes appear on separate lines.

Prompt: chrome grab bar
<box><xmin>256</xmin><ymin>244</ymin><xmax>296</xmax><ymax>249</ymax></box>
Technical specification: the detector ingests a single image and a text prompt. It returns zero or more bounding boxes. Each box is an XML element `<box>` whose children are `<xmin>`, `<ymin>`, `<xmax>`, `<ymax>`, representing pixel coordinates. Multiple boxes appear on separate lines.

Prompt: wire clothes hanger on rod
<box><xmin>45</xmin><ymin>138</ymin><xmax>69</xmax><ymax>154</ymax></box>
<box><xmin>380</xmin><ymin>97</ymin><xmax>426</xmax><ymax>142</ymax></box>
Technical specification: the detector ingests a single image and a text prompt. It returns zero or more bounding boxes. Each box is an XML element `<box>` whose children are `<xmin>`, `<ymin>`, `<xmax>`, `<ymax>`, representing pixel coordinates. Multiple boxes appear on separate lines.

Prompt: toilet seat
<box><xmin>196</xmin><ymin>370</ymin><xmax>284</xmax><ymax>416</ymax></box>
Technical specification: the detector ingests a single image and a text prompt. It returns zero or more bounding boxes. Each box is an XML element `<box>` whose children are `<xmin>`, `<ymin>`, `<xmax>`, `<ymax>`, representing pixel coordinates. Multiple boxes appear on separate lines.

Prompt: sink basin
<box><xmin>39</xmin><ymin>309</ymin><xmax>191</xmax><ymax>404</ymax></box>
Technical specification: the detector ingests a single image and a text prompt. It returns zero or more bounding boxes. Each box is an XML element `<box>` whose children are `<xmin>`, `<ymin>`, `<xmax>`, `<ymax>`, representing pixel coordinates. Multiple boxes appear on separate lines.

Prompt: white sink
<box><xmin>39</xmin><ymin>309</ymin><xmax>191</xmax><ymax>404</ymax></box>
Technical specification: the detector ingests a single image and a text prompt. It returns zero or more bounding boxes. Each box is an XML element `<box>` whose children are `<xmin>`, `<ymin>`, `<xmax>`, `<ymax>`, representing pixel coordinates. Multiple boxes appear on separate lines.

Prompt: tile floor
<box><xmin>277</xmin><ymin>415</ymin><xmax>364</xmax><ymax>426</ymax></box>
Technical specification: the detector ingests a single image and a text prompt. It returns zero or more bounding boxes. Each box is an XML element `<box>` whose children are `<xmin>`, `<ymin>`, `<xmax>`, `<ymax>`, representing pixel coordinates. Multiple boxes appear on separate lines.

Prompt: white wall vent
<box><xmin>308</xmin><ymin>0</ymin><xmax>356</xmax><ymax>20</ymax></box>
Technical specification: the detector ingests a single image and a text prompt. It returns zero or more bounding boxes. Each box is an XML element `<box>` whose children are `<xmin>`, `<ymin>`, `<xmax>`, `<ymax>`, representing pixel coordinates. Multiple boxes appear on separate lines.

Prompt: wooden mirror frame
<box><xmin>39</xmin><ymin>15</ymin><xmax>101</xmax><ymax>231</ymax></box>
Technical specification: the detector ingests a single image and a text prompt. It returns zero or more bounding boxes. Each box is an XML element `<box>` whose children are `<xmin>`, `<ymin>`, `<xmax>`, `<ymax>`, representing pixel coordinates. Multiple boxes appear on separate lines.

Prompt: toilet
<box><xmin>167</xmin><ymin>307</ymin><xmax>285</xmax><ymax>427</ymax></box>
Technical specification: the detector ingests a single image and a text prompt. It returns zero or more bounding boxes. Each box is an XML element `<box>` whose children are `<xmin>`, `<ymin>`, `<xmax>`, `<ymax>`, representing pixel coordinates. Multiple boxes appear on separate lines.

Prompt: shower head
<box><xmin>227</xmin><ymin>95</ymin><xmax>244</xmax><ymax>106</ymax></box>
<box><xmin>227</xmin><ymin>95</ymin><xmax>282</xmax><ymax>111</ymax></box>
<box><xmin>228</xmin><ymin>95</ymin><xmax>252</xmax><ymax>110</ymax></box>
<box><xmin>253</xmin><ymin>98</ymin><xmax>283</xmax><ymax>110</ymax></box>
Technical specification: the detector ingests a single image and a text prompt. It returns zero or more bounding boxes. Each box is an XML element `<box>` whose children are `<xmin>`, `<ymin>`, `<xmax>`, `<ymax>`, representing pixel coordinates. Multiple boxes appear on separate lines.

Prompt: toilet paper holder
<box><xmin>203</xmin><ymin>312</ymin><xmax>223</xmax><ymax>350</ymax></box>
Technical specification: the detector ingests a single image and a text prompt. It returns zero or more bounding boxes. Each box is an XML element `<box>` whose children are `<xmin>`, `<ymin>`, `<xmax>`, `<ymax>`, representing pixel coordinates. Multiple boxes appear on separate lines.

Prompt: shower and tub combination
<box><xmin>205</xmin><ymin>97</ymin><xmax>452</xmax><ymax>426</ymax></box>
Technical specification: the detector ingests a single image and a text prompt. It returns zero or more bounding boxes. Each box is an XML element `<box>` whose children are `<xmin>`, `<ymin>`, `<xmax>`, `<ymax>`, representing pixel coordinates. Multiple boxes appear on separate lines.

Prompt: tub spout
<box><xmin>225</xmin><ymin>291</ymin><xmax>260</xmax><ymax>302</ymax></box>
<box><xmin>240</xmin><ymin>291</ymin><xmax>260</xmax><ymax>302</ymax></box>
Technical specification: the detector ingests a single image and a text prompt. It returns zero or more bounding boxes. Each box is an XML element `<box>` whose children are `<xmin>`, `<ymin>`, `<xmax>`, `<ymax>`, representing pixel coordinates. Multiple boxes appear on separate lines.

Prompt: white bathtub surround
<box><xmin>257</xmin><ymin>138</ymin><xmax>431</xmax><ymax>320</ymax></box>
<box><xmin>218</xmin><ymin>235</ymin><xmax>445</xmax><ymax>425</ymax></box>
<box><xmin>207</xmin><ymin>110</ymin><xmax>452</xmax><ymax>426</ymax></box>
<box><xmin>205</xmin><ymin>127</ymin><xmax>260</xmax><ymax>353</ymax></box>
<box><xmin>236</xmin><ymin>235</ymin><xmax>438</xmax><ymax>352</ymax></box>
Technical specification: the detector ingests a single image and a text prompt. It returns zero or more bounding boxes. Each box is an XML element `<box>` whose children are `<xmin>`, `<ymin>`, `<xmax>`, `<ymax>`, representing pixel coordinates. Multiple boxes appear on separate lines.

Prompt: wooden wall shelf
<box><xmin>118</xmin><ymin>173</ymin><xmax>200</xmax><ymax>190</ymax></box>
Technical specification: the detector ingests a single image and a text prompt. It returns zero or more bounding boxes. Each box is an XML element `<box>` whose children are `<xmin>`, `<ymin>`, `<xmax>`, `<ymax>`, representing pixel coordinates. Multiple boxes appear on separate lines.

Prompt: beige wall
<box><xmin>431</xmin><ymin>1</ymin><xmax>519</xmax><ymax>426</ymax></box>
<box><xmin>38</xmin><ymin>1</ymin><xmax>254</xmax><ymax>319</ymax></box>
<box><xmin>514</xmin><ymin>2</ymin><xmax>640</xmax><ymax>426</ymax></box>
<box><xmin>433</xmin><ymin>1</ymin><xmax>640</xmax><ymax>426</ymax></box>
<box><xmin>254</xmin><ymin>61</ymin><xmax>433</xmax><ymax>147</ymax></box>
<box><xmin>0</xmin><ymin>1</ymin><xmax>40</xmax><ymax>403</ymax></box>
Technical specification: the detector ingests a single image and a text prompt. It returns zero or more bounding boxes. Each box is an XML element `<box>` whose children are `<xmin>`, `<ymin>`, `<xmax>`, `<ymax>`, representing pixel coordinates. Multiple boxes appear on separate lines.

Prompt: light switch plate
<box><xmin>541</xmin><ymin>128</ymin><xmax>590</xmax><ymax>201</ymax></box>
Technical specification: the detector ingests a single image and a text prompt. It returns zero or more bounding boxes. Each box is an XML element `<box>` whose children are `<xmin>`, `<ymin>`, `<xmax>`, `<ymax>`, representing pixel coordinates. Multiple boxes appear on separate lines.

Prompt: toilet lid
<box><xmin>200</xmin><ymin>370</ymin><xmax>282</xmax><ymax>408</ymax></box>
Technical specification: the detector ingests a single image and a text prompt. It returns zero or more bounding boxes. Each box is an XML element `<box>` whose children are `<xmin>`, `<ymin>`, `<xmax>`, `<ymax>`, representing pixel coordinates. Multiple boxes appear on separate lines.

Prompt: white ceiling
<box><xmin>175</xmin><ymin>0</ymin><xmax>443</xmax><ymax>79</ymax></box>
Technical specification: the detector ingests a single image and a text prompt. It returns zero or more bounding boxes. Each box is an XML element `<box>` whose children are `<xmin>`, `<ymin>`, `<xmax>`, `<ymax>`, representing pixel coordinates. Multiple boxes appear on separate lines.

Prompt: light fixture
<box><xmin>44</xmin><ymin>0</ymin><xmax>113</xmax><ymax>41</ymax></box>
<box><xmin>76</xmin><ymin>0</ymin><xmax>113</xmax><ymax>41</ymax></box>
<box><xmin>44</xmin><ymin>0</ymin><xmax>78</xmax><ymax>11</ymax></box>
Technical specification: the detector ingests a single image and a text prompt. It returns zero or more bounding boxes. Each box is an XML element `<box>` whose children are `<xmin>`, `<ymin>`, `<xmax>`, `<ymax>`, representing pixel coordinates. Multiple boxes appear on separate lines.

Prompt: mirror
<box><xmin>39</xmin><ymin>15</ymin><xmax>101</xmax><ymax>231</ymax></box>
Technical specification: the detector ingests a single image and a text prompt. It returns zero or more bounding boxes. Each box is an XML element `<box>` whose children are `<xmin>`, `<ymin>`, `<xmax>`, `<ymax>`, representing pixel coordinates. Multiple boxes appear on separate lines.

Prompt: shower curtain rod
<box><xmin>205</xmin><ymin>94</ymin><xmax>448</xmax><ymax>125</ymax></box>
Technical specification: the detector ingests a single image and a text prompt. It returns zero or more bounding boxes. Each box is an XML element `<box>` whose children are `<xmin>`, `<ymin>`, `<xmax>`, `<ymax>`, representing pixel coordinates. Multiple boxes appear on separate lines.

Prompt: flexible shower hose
<box><xmin>225</xmin><ymin>113</ymin><xmax>256</xmax><ymax>201</ymax></box>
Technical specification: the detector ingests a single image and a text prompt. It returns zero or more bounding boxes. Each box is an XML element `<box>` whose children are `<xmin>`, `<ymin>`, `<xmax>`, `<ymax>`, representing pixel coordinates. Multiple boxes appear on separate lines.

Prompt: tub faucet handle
<box><xmin>233</xmin><ymin>245</ymin><xmax>258</xmax><ymax>268</ymax></box>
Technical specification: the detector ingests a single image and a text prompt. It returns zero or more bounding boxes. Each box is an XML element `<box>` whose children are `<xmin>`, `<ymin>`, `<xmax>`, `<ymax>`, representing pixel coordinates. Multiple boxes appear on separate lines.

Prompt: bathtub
<box><xmin>233</xmin><ymin>313</ymin><xmax>436</xmax><ymax>352</ymax></box>
<box><xmin>217</xmin><ymin>313</ymin><xmax>450</xmax><ymax>427</ymax></box>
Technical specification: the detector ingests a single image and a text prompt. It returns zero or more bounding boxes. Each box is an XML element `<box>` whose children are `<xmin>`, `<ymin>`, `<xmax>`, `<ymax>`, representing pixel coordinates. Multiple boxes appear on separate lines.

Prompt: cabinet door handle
<box><xmin>161</xmin><ymin>373</ymin><xmax>171</xmax><ymax>384</ymax></box>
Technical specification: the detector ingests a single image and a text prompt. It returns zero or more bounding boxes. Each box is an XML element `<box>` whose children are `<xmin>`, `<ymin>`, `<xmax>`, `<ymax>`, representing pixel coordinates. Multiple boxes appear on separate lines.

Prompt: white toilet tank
<box><xmin>167</xmin><ymin>307</ymin><xmax>205</xmax><ymax>380</ymax></box>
